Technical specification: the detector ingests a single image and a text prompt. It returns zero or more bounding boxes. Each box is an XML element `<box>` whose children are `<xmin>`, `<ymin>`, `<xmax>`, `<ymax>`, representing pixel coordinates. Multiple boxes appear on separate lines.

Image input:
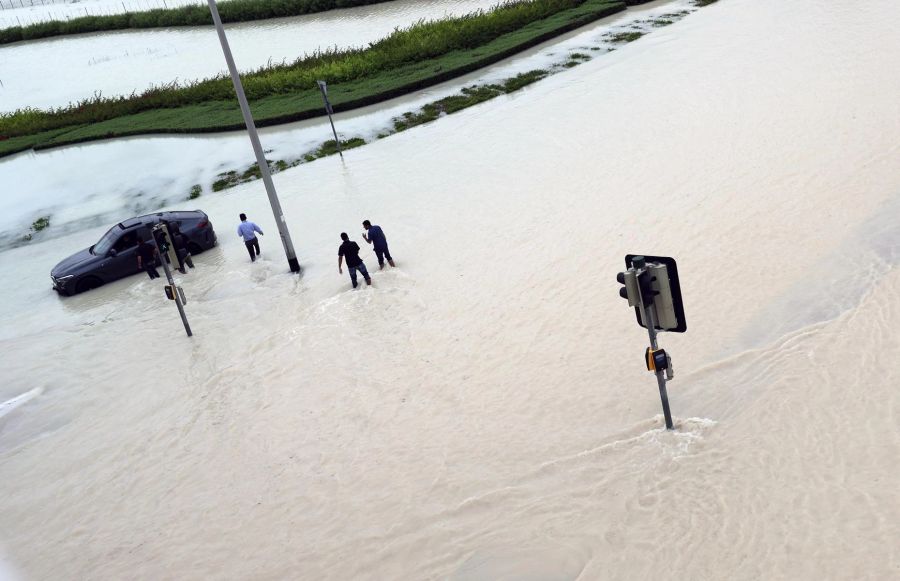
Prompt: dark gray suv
<box><xmin>51</xmin><ymin>210</ymin><xmax>217</xmax><ymax>296</ymax></box>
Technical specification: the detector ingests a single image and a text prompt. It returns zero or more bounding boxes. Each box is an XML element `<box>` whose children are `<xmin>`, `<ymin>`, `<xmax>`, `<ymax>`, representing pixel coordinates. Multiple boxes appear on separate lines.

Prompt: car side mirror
<box><xmin>107</xmin><ymin>249</ymin><xmax>118</xmax><ymax>258</ymax></box>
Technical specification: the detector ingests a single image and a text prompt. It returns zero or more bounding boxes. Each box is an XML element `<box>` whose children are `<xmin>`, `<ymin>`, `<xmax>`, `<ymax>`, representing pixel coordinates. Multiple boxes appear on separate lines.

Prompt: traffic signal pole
<box><xmin>206</xmin><ymin>0</ymin><xmax>301</xmax><ymax>273</ymax></box>
<box><xmin>159</xmin><ymin>249</ymin><xmax>192</xmax><ymax>338</ymax></box>
<box><xmin>618</xmin><ymin>254</ymin><xmax>686</xmax><ymax>431</ymax></box>
<box><xmin>642</xmin><ymin>297</ymin><xmax>673</xmax><ymax>429</ymax></box>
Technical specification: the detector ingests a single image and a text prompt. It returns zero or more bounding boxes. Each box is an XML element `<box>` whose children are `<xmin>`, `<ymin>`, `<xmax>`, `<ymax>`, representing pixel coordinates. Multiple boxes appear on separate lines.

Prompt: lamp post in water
<box><xmin>205</xmin><ymin>0</ymin><xmax>301</xmax><ymax>273</ymax></box>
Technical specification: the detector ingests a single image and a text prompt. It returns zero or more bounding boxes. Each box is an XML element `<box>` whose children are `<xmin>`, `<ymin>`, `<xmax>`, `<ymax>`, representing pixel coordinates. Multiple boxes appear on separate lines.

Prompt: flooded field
<box><xmin>1</xmin><ymin>0</ymin><xmax>899</xmax><ymax>578</ymax></box>
<box><xmin>0</xmin><ymin>0</ymin><xmax>502</xmax><ymax>111</ymax></box>
<box><xmin>0</xmin><ymin>0</ymin><xmax>694</xmax><ymax>247</ymax></box>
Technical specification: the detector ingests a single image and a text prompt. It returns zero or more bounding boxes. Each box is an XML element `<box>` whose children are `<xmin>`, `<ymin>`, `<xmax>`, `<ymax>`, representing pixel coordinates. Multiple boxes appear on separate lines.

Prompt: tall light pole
<box><xmin>206</xmin><ymin>0</ymin><xmax>301</xmax><ymax>273</ymax></box>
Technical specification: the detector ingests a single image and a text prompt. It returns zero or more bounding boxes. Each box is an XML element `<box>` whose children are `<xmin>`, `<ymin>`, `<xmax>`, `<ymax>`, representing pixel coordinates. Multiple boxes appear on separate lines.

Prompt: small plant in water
<box><xmin>608</xmin><ymin>31</ymin><xmax>644</xmax><ymax>43</ymax></box>
<box><xmin>31</xmin><ymin>216</ymin><xmax>50</xmax><ymax>232</ymax></box>
<box><xmin>188</xmin><ymin>184</ymin><xmax>202</xmax><ymax>200</ymax></box>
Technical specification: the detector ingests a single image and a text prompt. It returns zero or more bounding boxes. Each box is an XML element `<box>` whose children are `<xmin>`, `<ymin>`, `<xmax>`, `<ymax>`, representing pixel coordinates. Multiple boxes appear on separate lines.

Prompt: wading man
<box><xmin>362</xmin><ymin>219</ymin><xmax>395</xmax><ymax>269</ymax></box>
<box><xmin>136</xmin><ymin>236</ymin><xmax>160</xmax><ymax>280</ymax></box>
<box><xmin>338</xmin><ymin>232</ymin><xmax>371</xmax><ymax>289</ymax></box>
<box><xmin>237</xmin><ymin>213</ymin><xmax>264</xmax><ymax>262</ymax></box>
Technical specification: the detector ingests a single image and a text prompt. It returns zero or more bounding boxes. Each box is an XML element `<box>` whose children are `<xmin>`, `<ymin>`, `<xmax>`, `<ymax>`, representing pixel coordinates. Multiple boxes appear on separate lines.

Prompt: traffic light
<box><xmin>617</xmin><ymin>270</ymin><xmax>639</xmax><ymax>306</ymax></box>
<box><xmin>617</xmin><ymin>255</ymin><xmax>686</xmax><ymax>333</ymax></box>
<box><xmin>151</xmin><ymin>223</ymin><xmax>181</xmax><ymax>269</ymax></box>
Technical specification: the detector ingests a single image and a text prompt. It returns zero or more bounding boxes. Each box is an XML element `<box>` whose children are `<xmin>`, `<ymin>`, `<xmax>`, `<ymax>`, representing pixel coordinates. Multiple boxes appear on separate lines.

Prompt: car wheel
<box><xmin>75</xmin><ymin>276</ymin><xmax>103</xmax><ymax>294</ymax></box>
<box><xmin>187</xmin><ymin>242</ymin><xmax>203</xmax><ymax>254</ymax></box>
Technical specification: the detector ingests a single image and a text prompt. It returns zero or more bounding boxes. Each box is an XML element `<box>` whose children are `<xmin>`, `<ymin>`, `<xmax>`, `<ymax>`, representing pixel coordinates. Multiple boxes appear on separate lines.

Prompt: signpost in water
<box><xmin>317</xmin><ymin>80</ymin><xmax>343</xmax><ymax>159</ymax></box>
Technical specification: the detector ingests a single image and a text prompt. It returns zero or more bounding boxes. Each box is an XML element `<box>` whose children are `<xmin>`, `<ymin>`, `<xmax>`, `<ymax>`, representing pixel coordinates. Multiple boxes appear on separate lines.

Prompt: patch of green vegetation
<box><xmin>21</xmin><ymin>215</ymin><xmax>51</xmax><ymax>241</ymax></box>
<box><xmin>650</xmin><ymin>19</ymin><xmax>674</xmax><ymax>27</ymax></box>
<box><xmin>31</xmin><ymin>216</ymin><xmax>50</xmax><ymax>232</ymax></box>
<box><xmin>0</xmin><ymin>0</ymin><xmax>626</xmax><ymax>157</ymax></box>
<box><xmin>391</xmin><ymin>69</ymin><xmax>549</xmax><ymax>132</ymax></box>
<box><xmin>188</xmin><ymin>184</ymin><xmax>202</xmax><ymax>200</ymax></box>
<box><xmin>212</xmin><ymin>170</ymin><xmax>237</xmax><ymax>192</ymax></box>
<box><xmin>569</xmin><ymin>52</ymin><xmax>590</xmax><ymax>59</ymax></box>
<box><xmin>608</xmin><ymin>31</ymin><xmax>644</xmax><ymax>43</ymax></box>
<box><xmin>564</xmin><ymin>60</ymin><xmax>580</xmax><ymax>68</ymax></box>
<box><xmin>0</xmin><ymin>0</ymin><xmax>396</xmax><ymax>46</ymax></box>
<box><xmin>693</xmin><ymin>0</ymin><xmax>718</xmax><ymax>6</ymax></box>
<box><xmin>311</xmin><ymin>137</ymin><xmax>366</xmax><ymax>158</ymax></box>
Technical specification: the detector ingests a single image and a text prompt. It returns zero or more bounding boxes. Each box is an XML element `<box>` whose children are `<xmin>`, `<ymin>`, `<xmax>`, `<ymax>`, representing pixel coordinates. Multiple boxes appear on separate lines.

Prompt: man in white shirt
<box><xmin>237</xmin><ymin>213</ymin><xmax>264</xmax><ymax>262</ymax></box>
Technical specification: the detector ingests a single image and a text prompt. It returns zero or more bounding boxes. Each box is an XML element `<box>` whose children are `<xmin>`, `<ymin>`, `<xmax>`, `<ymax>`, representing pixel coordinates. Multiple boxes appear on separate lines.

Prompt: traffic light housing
<box><xmin>617</xmin><ymin>255</ymin><xmax>687</xmax><ymax>333</ymax></box>
<box><xmin>151</xmin><ymin>223</ymin><xmax>181</xmax><ymax>269</ymax></box>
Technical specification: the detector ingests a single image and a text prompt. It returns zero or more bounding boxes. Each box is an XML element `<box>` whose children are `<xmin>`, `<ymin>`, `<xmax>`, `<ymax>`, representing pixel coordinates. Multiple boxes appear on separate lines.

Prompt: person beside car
<box><xmin>136</xmin><ymin>236</ymin><xmax>160</xmax><ymax>279</ymax></box>
<box><xmin>169</xmin><ymin>223</ymin><xmax>194</xmax><ymax>274</ymax></box>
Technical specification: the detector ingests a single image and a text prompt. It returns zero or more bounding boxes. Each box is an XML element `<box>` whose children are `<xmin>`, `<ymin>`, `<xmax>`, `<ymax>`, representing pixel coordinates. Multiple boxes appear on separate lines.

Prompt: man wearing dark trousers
<box><xmin>338</xmin><ymin>232</ymin><xmax>371</xmax><ymax>288</ymax></box>
<box><xmin>362</xmin><ymin>219</ymin><xmax>395</xmax><ymax>269</ymax></box>
<box><xmin>136</xmin><ymin>236</ymin><xmax>160</xmax><ymax>279</ymax></box>
<box><xmin>237</xmin><ymin>213</ymin><xmax>264</xmax><ymax>262</ymax></box>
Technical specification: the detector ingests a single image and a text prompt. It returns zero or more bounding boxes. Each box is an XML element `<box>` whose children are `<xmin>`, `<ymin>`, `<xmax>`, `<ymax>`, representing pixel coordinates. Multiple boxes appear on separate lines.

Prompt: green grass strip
<box><xmin>0</xmin><ymin>0</ymin><xmax>395</xmax><ymax>46</ymax></box>
<box><xmin>0</xmin><ymin>0</ymin><xmax>625</xmax><ymax>158</ymax></box>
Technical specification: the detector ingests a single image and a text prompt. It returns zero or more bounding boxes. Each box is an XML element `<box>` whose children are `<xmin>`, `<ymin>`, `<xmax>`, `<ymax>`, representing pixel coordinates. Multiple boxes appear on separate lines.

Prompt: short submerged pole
<box><xmin>317</xmin><ymin>80</ymin><xmax>343</xmax><ymax>159</ymax></box>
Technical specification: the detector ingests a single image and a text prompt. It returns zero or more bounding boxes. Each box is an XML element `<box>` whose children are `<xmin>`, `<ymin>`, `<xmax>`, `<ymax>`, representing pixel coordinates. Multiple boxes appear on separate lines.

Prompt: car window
<box><xmin>93</xmin><ymin>227</ymin><xmax>121</xmax><ymax>255</ymax></box>
<box><xmin>113</xmin><ymin>231</ymin><xmax>139</xmax><ymax>253</ymax></box>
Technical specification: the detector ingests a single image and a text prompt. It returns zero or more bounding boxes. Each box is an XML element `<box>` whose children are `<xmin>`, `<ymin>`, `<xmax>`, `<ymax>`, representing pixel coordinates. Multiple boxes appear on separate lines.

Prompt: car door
<box><xmin>96</xmin><ymin>227</ymin><xmax>143</xmax><ymax>280</ymax></box>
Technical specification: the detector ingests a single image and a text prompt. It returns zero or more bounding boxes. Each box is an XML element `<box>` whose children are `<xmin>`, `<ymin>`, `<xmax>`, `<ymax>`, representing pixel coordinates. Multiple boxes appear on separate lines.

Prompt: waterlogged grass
<box><xmin>608</xmin><ymin>30</ymin><xmax>644</xmax><ymax>42</ymax></box>
<box><xmin>0</xmin><ymin>0</ymin><xmax>394</xmax><ymax>46</ymax></box>
<box><xmin>99</xmin><ymin>0</ymin><xmax>709</xmax><ymax>199</ymax></box>
<box><xmin>393</xmin><ymin>70</ymin><xmax>549</xmax><ymax>131</ymax></box>
<box><xmin>32</xmin><ymin>216</ymin><xmax>50</xmax><ymax>231</ymax></box>
<box><xmin>21</xmin><ymin>215</ymin><xmax>51</xmax><ymax>241</ymax></box>
<box><xmin>210</xmin><ymin>70</ymin><xmax>547</xmax><ymax>193</ymax></box>
<box><xmin>210</xmin><ymin>136</ymin><xmax>367</xmax><ymax>190</ymax></box>
<box><xmin>188</xmin><ymin>184</ymin><xmax>203</xmax><ymax>200</ymax></box>
<box><xmin>0</xmin><ymin>0</ymin><xmax>627</xmax><ymax>157</ymax></box>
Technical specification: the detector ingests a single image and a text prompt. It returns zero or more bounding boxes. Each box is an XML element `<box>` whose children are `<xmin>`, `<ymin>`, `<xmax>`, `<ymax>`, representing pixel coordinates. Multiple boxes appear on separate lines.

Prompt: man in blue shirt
<box><xmin>362</xmin><ymin>219</ymin><xmax>395</xmax><ymax>269</ymax></box>
<box><xmin>237</xmin><ymin>213</ymin><xmax>264</xmax><ymax>262</ymax></box>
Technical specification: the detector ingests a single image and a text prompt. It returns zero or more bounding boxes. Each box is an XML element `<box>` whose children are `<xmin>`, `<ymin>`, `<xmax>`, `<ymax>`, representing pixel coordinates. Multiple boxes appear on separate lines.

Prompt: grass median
<box><xmin>0</xmin><ymin>0</ymin><xmax>626</xmax><ymax>158</ymax></box>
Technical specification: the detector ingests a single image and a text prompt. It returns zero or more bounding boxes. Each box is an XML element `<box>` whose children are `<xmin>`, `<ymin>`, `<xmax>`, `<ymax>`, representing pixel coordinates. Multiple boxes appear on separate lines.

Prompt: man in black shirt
<box><xmin>338</xmin><ymin>232</ymin><xmax>371</xmax><ymax>288</ymax></box>
<box><xmin>136</xmin><ymin>236</ymin><xmax>160</xmax><ymax>279</ymax></box>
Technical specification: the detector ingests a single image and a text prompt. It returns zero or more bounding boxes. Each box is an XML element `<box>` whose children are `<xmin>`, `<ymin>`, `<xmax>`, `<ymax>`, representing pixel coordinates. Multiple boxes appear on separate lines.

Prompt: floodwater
<box><xmin>0</xmin><ymin>0</ymin><xmax>502</xmax><ymax>111</ymax></box>
<box><xmin>0</xmin><ymin>0</ymin><xmax>689</xmax><ymax>246</ymax></box>
<box><xmin>1</xmin><ymin>0</ymin><xmax>900</xmax><ymax>579</ymax></box>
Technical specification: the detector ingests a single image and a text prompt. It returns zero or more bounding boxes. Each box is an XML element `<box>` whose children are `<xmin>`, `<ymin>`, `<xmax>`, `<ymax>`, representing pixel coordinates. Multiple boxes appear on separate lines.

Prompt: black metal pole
<box><xmin>644</xmin><ymin>299</ymin><xmax>673</xmax><ymax>429</ymax></box>
<box><xmin>159</xmin><ymin>253</ymin><xmax>192</xmax><ymax>337</ymax></box>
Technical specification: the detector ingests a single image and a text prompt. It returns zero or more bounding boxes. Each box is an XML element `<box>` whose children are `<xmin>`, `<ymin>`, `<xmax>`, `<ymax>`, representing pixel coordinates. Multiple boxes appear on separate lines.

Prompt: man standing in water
<box><xmin>338</xmin><ymin>232</ymin><xmax>371</xmax><ymax>289</ymax></box>
<box><xmin>136</xmin><ymin>236</ymin><xmax>160</xmax><ymax>279</ymax></box>
<box><xmin>237</xmin><ymin>213</ymin><xmax>264</xmax><ymax>262</ymax></box>
<box><xmin>362</xmin><ymin>219</ymin><xmax>395</xmax><ymax>269</ymax></box>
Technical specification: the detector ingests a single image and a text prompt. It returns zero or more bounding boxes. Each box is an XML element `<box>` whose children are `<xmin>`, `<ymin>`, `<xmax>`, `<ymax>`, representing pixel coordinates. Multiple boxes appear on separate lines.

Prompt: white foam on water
<box><xmin>0</xmin><ymin>387</ymin><xmax>42</xmax><ymax>420</ymax></box>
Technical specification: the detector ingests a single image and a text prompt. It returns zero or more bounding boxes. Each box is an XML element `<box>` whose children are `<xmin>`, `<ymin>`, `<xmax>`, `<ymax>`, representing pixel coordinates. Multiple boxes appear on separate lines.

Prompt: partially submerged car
<box><xmin>51</xmin><ymin>210</ymin><xmax>217</xmax><ymax>296</ymax></box>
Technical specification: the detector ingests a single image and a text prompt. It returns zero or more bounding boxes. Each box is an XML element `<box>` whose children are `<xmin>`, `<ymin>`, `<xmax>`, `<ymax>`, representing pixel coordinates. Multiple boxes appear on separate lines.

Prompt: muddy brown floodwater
<box><xmin>1</xmin><ymin>0</ymin><xmax>899</xmax><ymax>578</ymax></box>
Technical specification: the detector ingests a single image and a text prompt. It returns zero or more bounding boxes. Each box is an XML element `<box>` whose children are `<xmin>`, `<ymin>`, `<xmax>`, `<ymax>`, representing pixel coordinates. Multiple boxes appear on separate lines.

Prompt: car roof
<box><xmin>118</xmin><ymin>210</ymin><xmax>203</xmax><ymax>229</ymax></box>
